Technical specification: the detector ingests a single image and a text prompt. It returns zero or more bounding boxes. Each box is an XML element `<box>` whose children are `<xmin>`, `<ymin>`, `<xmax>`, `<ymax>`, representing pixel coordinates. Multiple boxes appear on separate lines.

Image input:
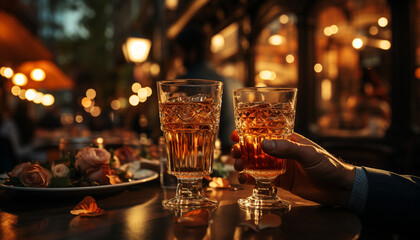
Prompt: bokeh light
<box><xmin>12</xmin><ymin>73</ymin><xmax>28</xmax><ymax>86</ymax></box>
<box><xmin>314</xmin><ymin>63</ymin><xmax>323</xmax><ymax>73</ymax></box>
<box><xmin>30</xmin><ymin>68</ymin><xmax>46</xmax><ymax>81</ymax></box>
<box><xmin>42</xmin><ymin>94</ymin><xmax>55</xmax><ymax>106</ymax></box>
<box><xmin>25</xmin><ymin>89</ymin><xmax>36</xmax><ymax>101</ymax></box>
<box><xmin>86</xmin><ymin>88</ymin><xmax>96</xmax><ymax>99</ymax></box>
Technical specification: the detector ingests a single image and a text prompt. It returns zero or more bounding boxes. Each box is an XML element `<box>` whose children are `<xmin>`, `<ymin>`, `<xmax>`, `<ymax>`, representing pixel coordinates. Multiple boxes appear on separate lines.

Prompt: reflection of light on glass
<box><xmin>369</xmin><ymin>26</ymin><xmax>379</xmax><ymax>35</ymax></box>
<box><xmin>42</xmin><ymin>94</ymin><xmax>55</xmax><ymax>106</ymax></box>
<box><xmin>2</xmin><ymin>67</ymin><xmax>13</xmax><ymax>78</ymax></box>
<box><xmin>138</xmin><ymin>88</ymin><xmax>148</xmax><ymax>99</ymax></box>
<box><xmin>379</xmin><ymin>40</ymin><xmax>391</xmax><ymax>50</ymax></box>
<box><xmin>131</xmin><ymin>82</ymin><xmax>141</xmax><ymax>93</ymax></box>
<box><xmin>12</xmin><ymin>73</ymin><xmax>27</xmax><ymax>86</ymax></box>
<box><xmin>321</xmin><ymin>79</ymin><xmax>332</xmax><ymax>101</ymax></box>
<box><xmin>255</xmin><ymin>82</ymin><xmax>267</xmax><ymax>87</ymax></box>
<box><xmin>25</xmin><ymin>89</ymin><xmax>36</xmax><ymax>101</ymax></box>
<box><xmin>145</xmin><ymin>87</ymin><xmax>152</xmax><ymax>97</ymax></box>
<box><xmin>285</xmin><ymin>54</ymin><xmax>295</xmax><ymax>63</ymax></box>
<box><xmin>34</xmin><ymin>92</ymin><xmax>43</xmax><ymax>104</ymax></box>
<box><xmin>352</xmin><ymin>38</ymin><xmax>363</xmax><ymax>49</ymax></box>
<box><xmin>378</xmin><ymin>17</ymin><xmax>388</xmax><ymax>27</ymax></box>
<box><xmin>150</xmin><ymin>63</ymin><xmax>160</xmax><ymax>76</ymax></box>
<box><xmin>11</xmin><ymin>85</ymin><xmax>20</xmax><ymax>96</ymax></box>
<box><xmin>259</xmin><ymin>70</ymin><xmax>276</xmax><ymax>81</ymax></box>
<box><xmin>279</xmin><ymin>14</ymin><xmax>289</xmax><ymax>24</ymax></box>
<box><xmin>211</xmin><ymin>34</ymin><xmax>225</xmax><ymax>53</ymax></box>
<box><xmin>30</xmin><ymin>68</ymin><xmax>45</xmax><ymax>81</ymax></box>
<box><xmin>268</xmin><ymin>34</ymin><xmax>284</xmax><ymax>45</ymax></box>
<box><xmin>86</xmin><ymin>88</ymin><xmax>96</xmax><ymax>99</ymax></box>
<box><xmin>129</xmin><ymin>95</ymin><xmax>140</xmax><ymax>106</ymax></box>
<box><xmin>81</xmin><ymin>97</ymin><xmax>92</xmax><ymax>108</ymax></box>
<box><xmin>111</xmin><ymin>99</ymin><xmax>121</xmax><ymax>110</ymax></box>
<box><xmin>314</xmin><ymin>63</ymin><xmax>323</xmax><ymax>73</ymax></box>
<box><xmin>75</xmin><ymin>115</ymin><xmax>83</xmax><ymax>123</ymax></box>
<box><xmin>324</xmin><ymin>27</ymin><xmax>332</xmax><ymax>36</ymax></box>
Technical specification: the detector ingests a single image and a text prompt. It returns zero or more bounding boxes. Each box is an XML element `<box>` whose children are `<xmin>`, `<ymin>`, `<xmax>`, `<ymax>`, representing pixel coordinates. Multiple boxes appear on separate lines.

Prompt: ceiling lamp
<box><xmin>122</xmin><ymin>37</ymin><xmax>151</xmax><ymax>64</ymax></box>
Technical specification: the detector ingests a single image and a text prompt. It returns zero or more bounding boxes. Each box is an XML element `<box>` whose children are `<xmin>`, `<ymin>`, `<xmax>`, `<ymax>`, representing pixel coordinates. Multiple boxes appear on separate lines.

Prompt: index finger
<box><xmin>230</xmin><ymin>130</ymin><xmax>239</xmax><ymax>143</ymax></box>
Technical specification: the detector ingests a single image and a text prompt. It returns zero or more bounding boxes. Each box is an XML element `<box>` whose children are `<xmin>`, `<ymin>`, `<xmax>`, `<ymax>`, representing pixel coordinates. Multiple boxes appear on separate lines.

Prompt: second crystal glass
<box><xmin>157</xmin><ymin>79</ymin><xmax>223</xmax><ymax>209</ymax></box>
<box><xmin>233</xmin><ymin>87</ymin><xmax>297</xmax><ymax>211</ymax></box>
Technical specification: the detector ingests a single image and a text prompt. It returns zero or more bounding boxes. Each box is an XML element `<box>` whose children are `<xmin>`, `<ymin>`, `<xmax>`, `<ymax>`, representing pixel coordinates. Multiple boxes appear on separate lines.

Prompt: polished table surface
<box><xmin>0</xmin><ymin>171</ymin><xmax>361</xmax><ymax>240</ymax></box>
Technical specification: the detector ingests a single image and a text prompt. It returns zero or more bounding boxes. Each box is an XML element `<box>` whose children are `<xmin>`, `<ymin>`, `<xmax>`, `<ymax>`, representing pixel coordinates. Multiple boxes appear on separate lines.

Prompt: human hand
<box><xmin>231</xmin><ymin>130</ymin><xmax>356</xmax><ymax>207</ymax></box>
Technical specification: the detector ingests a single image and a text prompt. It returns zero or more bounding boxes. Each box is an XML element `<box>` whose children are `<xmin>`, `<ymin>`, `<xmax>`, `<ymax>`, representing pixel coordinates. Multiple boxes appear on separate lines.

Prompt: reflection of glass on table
<box><xmin>233</xmin><ymin>87</ymin><xmax>297</xmax><ymax>211</ymax></box>
<box><xmin>157</xmin><ymin>79</ymin><xmax>223</xmax><ymax>209</ymax></box>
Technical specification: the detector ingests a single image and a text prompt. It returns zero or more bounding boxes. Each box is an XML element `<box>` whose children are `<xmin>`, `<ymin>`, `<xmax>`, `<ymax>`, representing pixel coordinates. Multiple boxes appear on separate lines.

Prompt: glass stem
<box><xmin>252</xmin><ymin>179</ymin><xmax>278</xmax><ymax>200</ymax></box>
<box><xmin>176</xmin><ymin>178</ymin><xmax>204</xmax><ymax>200</ymax></box>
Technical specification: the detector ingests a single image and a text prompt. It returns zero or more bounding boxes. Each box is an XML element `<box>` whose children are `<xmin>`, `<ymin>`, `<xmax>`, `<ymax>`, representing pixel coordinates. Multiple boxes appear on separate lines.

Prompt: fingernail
<box><xmin>262</xmin><ymin>140</ymin><xmax>275</xmax><ymax>152</ymax></box>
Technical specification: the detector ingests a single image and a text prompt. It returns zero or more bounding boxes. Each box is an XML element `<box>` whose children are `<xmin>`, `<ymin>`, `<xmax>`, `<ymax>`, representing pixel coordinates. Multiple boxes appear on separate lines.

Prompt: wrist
<box><xmin>338</xmin><ymin>164</ymin><xmax>356</xmax><ymax>207</ymax></box>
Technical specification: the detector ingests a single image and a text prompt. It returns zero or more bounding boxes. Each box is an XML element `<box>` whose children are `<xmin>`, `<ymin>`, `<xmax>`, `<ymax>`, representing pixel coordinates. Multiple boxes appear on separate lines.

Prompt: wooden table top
<box><xmin>0</xmin><ymin>171</ymin><xmax>361</xmax><ymax>240</ymax></box>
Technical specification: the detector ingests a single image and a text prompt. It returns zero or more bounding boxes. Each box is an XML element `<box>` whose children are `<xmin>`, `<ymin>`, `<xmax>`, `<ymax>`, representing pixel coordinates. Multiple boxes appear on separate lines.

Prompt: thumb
<box><xmin>261</xmin><ymin>139</ymin><xmax>324</xmax><ymax>169</ymax></box>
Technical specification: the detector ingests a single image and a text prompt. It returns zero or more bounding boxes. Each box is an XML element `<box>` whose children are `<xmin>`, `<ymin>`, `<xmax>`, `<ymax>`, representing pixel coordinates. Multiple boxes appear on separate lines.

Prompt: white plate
<box><xmin>0</xmin><ymin>169</ymin><xmax>158</xmax><ymax>197</ymax></box>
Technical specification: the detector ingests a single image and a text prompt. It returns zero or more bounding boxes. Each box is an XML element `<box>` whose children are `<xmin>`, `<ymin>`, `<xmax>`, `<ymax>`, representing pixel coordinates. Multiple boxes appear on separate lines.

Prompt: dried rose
<box><xmin>51</xmin><ymin>163</ymin><xmax>70</xmax><ymax>178</ymax></box>
<box><xmin>86</xmin><ymin>165</ymin><xmax>117</xmax><ymax>185</ymax></box>
<box><xmin>76</xmin><ymin>147</ymin><xmax>111</xmax><ymax>172</ymax></box>
<box><xmin>70</xmin><ymin>196</ymin><xmax>105</xmax><ymax>217</ymax></box>
<box><xmin>19</xmin><ymin>163</ymin><xmax>52</xmax><ymax>188</ymax></box>
<box><xmin>113</xmin><ymin>146</ymin><xmax>138</xmax><ymax>165</ymax></box>
<box><xmin>9</xmin><ymin>162</ymin><xmax>32</xmax><ymax>177</ymax></box>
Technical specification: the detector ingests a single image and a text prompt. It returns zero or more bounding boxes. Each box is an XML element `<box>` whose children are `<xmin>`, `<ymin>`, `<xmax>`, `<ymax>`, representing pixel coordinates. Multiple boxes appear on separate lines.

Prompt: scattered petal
<box><xmin>70</xmin><ymin>196</ymin><xmax>105</xmax><ymax>217</ymax></box>
<box><xmin>208</xmin><ymin>177</ymin><xmax>231</xmax><ymax>189</ymax></box>
<box><xmin>107</xmin><ymin>175</ymin><xmax>122</xmax><ymax>185</ymax></box>
<box><xmin>258</xmin><ymin>214</ymin><xmax>282</xmax><ymax>230</ymax></box>
<box><xmin>175</xmin><ymin>209</ymin><xmax>210</xmax><ymax>227</ymax></box>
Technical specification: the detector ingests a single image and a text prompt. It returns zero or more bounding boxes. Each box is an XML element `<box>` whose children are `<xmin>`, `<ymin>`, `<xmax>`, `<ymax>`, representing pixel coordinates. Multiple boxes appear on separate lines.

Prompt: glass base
<box><xmin>162</xmin><ymin>177</ymin><xmax>218</xmax><ymax>210</ymax></box>
<box><xmin>162</xmin><ymin>196</ymin><xmax>218</xmax><ymax>210</ymax></box>
<box><xmin>238</xmin><ymin>179</ymin><xmax>291</xmax><ymax>211</ymax></box>
<box><xmin>238</xmin><ymin>195</ymin><xmax>291</xmax><ymax>211</ymax></box>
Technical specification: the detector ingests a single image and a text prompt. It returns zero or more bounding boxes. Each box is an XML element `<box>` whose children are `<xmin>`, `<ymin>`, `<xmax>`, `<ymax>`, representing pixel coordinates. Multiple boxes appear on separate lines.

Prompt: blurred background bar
<box><xmin>0</xmin><ymin>0</ymin><xmax>419</xmax><ymax>175</ymax></box>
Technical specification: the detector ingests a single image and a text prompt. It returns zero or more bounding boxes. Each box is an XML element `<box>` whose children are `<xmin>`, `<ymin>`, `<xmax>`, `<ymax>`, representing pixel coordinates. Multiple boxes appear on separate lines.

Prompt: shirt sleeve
<box><xmin>347</xmin><ymin>166</ymin><xmax>368</xmax><ymax>216</ymax></box>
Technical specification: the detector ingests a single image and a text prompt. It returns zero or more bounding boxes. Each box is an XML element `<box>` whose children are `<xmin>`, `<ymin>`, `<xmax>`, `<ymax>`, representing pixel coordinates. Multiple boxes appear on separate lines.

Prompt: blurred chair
<box><xmin>0</xmin><ymin>136</ymin><xmax>16</xmax><ymax>172</ymax></box>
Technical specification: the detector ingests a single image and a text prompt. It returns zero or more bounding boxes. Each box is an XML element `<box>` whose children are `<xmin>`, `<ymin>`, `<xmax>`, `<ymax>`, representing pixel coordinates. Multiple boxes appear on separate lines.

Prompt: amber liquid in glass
<box><xmin>160</xmin><ymin>100</ymin><xmax>220</xmax><ymax>179</ymax></box>
<box><xmin>235</xmin><ymin>103</ymin><xmax>295</xmax><ymax>180</ymax></box>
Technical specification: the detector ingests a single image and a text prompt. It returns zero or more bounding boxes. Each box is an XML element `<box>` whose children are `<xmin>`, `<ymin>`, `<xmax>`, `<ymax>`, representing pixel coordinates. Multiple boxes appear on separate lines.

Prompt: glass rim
<box><xmin>233</xmin><ymin>87</ymin><xmax>297</xmax><ymax>93</ymax></box>
<box><xmin>157</xmin><ymin>79</ymin><xmax>222</xmax><ymax>86</ymax></box>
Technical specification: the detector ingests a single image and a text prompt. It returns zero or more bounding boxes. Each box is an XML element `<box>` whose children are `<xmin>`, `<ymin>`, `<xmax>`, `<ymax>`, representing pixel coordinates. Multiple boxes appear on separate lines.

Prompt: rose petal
<box><xmin>175</xmin><ymin>209</ymin><xmax>210</xmax><ymax>227</ymax></box>
<box><xmin>107</xmin><ymin>175</ymin><xmax>122</xmax><ymax>185</ymax></box>
<box><xmin>70</xmin><ymin>196</ymin><xmax>105</xmax><ymax>217</ymax></box>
